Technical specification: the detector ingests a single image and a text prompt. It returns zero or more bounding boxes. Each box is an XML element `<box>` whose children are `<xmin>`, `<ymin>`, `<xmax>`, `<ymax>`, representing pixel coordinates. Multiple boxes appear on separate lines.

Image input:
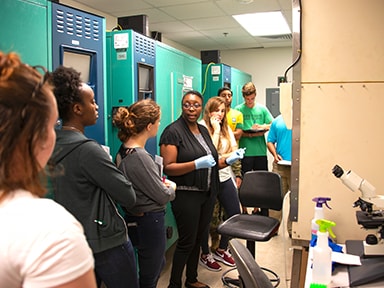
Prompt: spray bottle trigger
<box><xmin>316</xmin><ymin>219</ymin><xmax>336</xmax><ymax>238</ymax></box>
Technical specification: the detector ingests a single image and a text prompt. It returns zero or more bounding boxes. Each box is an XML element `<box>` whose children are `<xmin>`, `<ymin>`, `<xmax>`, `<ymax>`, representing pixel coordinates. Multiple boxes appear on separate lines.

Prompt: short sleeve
<box><xmin>0</xmin><ymin>196</ymin><xmax>94</xmax><ymax>288</ymax></box>
<box><xmin>159</xmin><ymin>124</ymin><xmax>181</xmax><ymax>147</ymax></box>
<box><xmin>23</xmin><ymin>217</ymin><xmax>94</xmax><ymax>288</ymax></box>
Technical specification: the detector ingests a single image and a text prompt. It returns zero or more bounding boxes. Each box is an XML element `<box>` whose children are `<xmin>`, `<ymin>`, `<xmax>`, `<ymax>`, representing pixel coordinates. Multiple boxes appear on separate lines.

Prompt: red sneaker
<box><xmin>213</xmin><ymin>249</ymin><xmax>236</xmax><ymax>267</ymax></box>
<box><xmin>199</xmin><ymin>253</ymin><xmax>222</xmax><ymax>272</ymax></box>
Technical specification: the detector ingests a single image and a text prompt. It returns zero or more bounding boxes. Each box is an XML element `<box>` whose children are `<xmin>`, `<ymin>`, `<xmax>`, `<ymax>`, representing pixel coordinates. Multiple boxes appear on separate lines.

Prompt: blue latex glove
<box><xmin>194</xmin><ymin>155</ymin><xmax>216</xmax><ymax>170</ymax></box>
<box><xmin>225</xmin><ymin>148</ymin><xmax>246</xmax><ymax>165</ymax></box>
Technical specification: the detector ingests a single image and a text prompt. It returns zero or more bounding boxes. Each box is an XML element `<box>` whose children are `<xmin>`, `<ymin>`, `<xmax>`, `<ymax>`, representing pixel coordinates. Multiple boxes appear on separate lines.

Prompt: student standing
<box><xmin>113</xmin><ymin>99</ymin><xmax>176</xmax><ymax>288</ymax></box>
<box><xmin>49</xmin><ymin>66</ymin><xmax>138</xmax><ymax>288</ymax></box>
<box><xmin>199</xmin><ymin>96</ymin><xmax>243</xmax><ymax>272</ymax></box>
<box><xmin>159</xmin><ymin>90</ymin><xmax>243</xmax><ymax>288</ymax></box>
<box><xmin>218</xmin><ymin>87</ymin><xmax>243</xmax><ymax>141</ymax></box>
<box><xmin>0</xmin><ymin>52</ymin><xmax>96</xmax><ymax>288</ymax></box>
<box><xmin>267</xmin><ymin>114</ymin><xmax>292</xmax><ymax>236</ymax></box>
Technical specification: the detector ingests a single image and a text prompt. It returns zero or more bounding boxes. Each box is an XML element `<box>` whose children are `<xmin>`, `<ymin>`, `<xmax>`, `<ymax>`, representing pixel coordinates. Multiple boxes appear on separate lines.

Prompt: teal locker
<box><xmin>0</xmin><ymin>0</ymin><xmax>51</xmax><ymax>68</ymax></box>
<box><xmin>202</xmin><ymin>63</ymin><xmax>231</xmax><ymax>104</ymax></box>
<box><xmin>231</xmin><ymin>67</ymin><xmax>252</xmax><ymax>107</ymax></box>
<box><xmin>106</xmin><ymin>30</ymin><xmax>156</xmax><ymax>159</ymax></box>
<box><xmin>106</xmin><ymin>30</ymin><xmax>135</xmax><ymax>159</ymax></box>
<box><xmin>156</xmin><ymin>42</ymin><xmax>202</xmax><ymax>142</ymax></box>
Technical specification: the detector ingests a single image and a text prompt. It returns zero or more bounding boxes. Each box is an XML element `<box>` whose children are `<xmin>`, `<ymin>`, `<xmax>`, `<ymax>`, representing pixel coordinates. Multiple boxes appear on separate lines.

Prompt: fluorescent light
<box><xmin>233</xmin><ymin>11</ymin><xmax>291</xmax><ymax>37</ymax></box>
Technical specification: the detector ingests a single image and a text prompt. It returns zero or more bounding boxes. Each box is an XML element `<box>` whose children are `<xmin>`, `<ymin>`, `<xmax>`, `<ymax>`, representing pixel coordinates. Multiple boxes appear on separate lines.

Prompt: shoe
<box><xmin>213</xmin><ymin>249</ymin><xmax>236</xmax><ymax>267</ymax></box>
<box><xmin>185</xmin><ymin>281</ymin><xmax>210</xmax><ymax>288</ymax></box>
<box><xmin>251</xmin><ymin>208</ymin><xmax>261</xmax><ymax>215</ymax></box>
<box><xmin>199</xmin><ymin>253</ymin><xmax>222</xmax><ymax>272</ymax></box>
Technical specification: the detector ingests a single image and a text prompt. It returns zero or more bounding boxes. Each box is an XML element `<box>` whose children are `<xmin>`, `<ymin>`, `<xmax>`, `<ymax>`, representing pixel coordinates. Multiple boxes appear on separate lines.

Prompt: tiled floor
<box><xmin>157</xmin><ymin>224</ymin><xmax>294</xmax><ymax>288</ymax></box>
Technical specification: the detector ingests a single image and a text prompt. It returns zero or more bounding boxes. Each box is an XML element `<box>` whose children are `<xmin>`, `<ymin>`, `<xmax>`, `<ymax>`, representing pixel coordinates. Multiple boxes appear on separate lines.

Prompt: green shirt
<box><xmin>235</xmin><ymin>103</ymin><xmax>273</xmax><ymax>156</ymax></box>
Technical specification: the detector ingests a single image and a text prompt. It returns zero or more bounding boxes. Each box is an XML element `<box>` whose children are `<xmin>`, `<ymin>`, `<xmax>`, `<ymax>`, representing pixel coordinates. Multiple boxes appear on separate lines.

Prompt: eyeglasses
<box><xmin>31</xmin><ymin>65</ymin><xmax>50</xmax><ymax>99</ymax></box>
<box><xmin>182</xmin><ymin>102</ymin><xmax>202</xmax><ymax>109</ymax></box>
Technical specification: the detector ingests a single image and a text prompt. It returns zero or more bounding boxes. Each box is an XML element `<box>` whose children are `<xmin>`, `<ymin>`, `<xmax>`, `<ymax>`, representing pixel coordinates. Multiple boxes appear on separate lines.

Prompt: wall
<box><xmin>293</xmin><ymin>0</ymin><xmax>384</xmax><ymax>243</ymax></box>
<box><xmin>221</xmin><ymin>47</ymin><xmax>293</xmax><ymax>106</ymax></box>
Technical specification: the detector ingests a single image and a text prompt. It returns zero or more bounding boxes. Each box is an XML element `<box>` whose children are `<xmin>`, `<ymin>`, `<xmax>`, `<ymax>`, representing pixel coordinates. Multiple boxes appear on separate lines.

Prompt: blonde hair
<box><xmin>242</xmin><ymin>82</ymin><xmax>256</xmax><ymax>96</ymax></box>
<box><xmin>202</xmin><ymin>96</ymin><xmax>232</xmax><ymax>154</ymax></box>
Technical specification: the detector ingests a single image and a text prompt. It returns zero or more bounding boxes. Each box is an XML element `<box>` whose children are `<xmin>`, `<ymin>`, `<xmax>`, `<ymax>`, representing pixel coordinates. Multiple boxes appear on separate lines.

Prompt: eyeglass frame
<box><xmin>182</xmin><ymin>102</ymin><xmax>202</xmax><ymax>109</ymax></box>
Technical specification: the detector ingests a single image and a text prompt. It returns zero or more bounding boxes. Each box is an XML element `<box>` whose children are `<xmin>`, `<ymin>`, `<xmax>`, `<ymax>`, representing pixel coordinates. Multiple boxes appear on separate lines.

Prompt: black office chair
<box><xmin>228</xmin><ymin>239</ymin><xmax>274</xmax><ymax>288</ymax></box>
<box><xmin>217</xmin><ymin>171</ymin><xmax>283</xmax><ymax>287</ymax></box>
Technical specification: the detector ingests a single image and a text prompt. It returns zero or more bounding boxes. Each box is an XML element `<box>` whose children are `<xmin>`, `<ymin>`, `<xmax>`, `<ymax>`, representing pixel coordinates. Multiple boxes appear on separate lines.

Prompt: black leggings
<box><xmin>168</xmin><ymin>190</ymin><xmax>216</xmax><ymax>288</ymax></box>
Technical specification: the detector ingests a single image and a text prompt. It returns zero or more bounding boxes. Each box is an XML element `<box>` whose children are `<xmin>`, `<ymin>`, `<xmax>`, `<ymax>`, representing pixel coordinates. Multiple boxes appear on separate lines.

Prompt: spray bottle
<box><xmin>311</xmin><ymin>197</ymin><xmax>332</xmax><ymax>242</ymax></box>
<box><xmin>312</xmin><ymin>219</ymin><xmax>336</xmax><ymax>286</ymax></box>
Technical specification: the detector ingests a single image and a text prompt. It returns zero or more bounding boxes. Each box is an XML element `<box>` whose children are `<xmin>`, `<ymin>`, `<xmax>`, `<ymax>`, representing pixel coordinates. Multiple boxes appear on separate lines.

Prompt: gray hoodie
<box><xmin>49</xmin><ymin>129</ymin><xmax>136</xmax><ymax>253</ymax></box>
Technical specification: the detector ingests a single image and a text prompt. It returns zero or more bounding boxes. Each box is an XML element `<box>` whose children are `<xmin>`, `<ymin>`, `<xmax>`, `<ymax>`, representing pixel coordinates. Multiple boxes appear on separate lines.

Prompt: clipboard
<box><xmin>242</xmin><ymin>129</ymin><xmax>267</xmax><ymax>133</ymax></box>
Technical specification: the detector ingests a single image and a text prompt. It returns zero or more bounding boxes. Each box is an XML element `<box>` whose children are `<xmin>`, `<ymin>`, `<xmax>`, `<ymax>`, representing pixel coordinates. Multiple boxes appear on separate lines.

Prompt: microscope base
<box><xmin>346</xmin><ymin>240</ymin><xmax>384</xmax><ymax>286</ymax></box>
<box><xmin>364</xmin><ymin>241</ymin><xmax>384</xmax><ymax>256</ymax></box>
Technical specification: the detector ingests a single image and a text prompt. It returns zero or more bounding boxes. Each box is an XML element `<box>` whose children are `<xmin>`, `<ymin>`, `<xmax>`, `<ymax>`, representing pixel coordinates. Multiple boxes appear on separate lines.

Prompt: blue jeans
<box><xmin>125</xmin><ymin>211</ymin><xmax>166</xmax><ymax>288</ymax></box>
<box><xmin>201</xmin><ymin>178</ymin><xmax>241</xmax><ymax>254</ymax></box>
<box><xmin>93</xmin><ymin>240</ymin><xmax>139</xmax><ymax>288</ymax></box>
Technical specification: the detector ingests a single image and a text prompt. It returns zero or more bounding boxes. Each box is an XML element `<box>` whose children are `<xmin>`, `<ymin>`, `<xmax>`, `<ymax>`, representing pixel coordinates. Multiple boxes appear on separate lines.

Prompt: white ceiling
<box><xmin>70</xmin><ymin>0</ymin><xmax>293</xmax><ymax>51</ymax></box>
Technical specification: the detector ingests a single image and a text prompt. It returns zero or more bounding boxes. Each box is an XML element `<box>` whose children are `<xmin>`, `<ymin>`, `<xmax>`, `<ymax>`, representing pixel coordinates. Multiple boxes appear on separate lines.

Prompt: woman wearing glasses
<box><xmin>159</xmin><ymin>90</ymin><xmax>243</xmax><ymax>288</ymax></box>
<box><xmin>49</xmin><ymin>66</ymin><xmax>138</xmax><ymax>288</ymax></box>
<box><xmin>0</xmin><ymin>52</ymin><xmax>96</xmax><ymax>287</ymax></box>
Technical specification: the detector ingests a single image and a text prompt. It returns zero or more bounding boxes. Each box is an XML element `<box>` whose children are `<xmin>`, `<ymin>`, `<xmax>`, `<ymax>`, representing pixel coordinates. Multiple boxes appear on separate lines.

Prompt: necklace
<box><xmin>62</xmin><ymin>125</ymin><xmax>83</xmax><ymax>133</ymax></box>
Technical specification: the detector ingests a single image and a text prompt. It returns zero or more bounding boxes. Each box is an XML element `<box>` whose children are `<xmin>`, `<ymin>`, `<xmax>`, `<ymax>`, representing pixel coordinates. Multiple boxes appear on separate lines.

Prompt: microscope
<box><xmin>332</xmin><ymin>164</ymin><xmax>384</xmax><ymax>256</ymax></box>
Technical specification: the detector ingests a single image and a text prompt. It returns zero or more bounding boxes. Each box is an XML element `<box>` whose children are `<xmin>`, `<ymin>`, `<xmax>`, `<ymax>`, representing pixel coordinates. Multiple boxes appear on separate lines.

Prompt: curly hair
<box><xmin>51</xmin><ymin>66</ymin><xmax>82</xmax><ymax>121</ymax></box>
<box><xmin>0</xmin><ymin>51</ymin><xmax>53</xmax><ymax>201</ymax></box>
<box><xmin>113</xmin><ymin>98</ymin><xmax>160</xmax><ymax>143</ymax></box>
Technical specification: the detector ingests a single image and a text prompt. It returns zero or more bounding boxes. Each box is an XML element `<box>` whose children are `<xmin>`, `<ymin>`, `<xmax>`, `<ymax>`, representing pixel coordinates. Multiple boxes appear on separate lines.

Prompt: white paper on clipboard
<box><xmin>155</xmin><ymin>155</ymin><xmax>164</xmax><ymax>177</ymax></box>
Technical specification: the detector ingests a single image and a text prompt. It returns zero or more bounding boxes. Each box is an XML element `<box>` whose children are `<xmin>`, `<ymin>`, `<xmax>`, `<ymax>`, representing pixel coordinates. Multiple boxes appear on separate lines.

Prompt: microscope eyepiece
<box><xmin>332</xmin><ymin>164</ymin><xmax>344</xmax><ymax>178</ymax></box>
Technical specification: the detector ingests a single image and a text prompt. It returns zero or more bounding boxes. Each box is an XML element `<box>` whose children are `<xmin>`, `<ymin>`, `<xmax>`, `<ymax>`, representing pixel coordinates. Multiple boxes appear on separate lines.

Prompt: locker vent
<box><xmin>134</xmin><ymin>33</ymin><xmax>155</xmax><ymax>59</ymax></box>
<box><xmin>54</xmin><ymin>8</ymin><xmax>100</xmax><ymax>41</ymax></box>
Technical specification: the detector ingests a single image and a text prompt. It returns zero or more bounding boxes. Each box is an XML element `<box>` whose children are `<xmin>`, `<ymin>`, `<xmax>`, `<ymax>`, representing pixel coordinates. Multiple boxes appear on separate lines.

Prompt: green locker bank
<box><xmin>106</xmin><ymin>29</ymin><xmax>157</xmax><ymax>158</ymax></box>
<box><xmin>156</xmin><ymin>41</ymin><xmax>202</xmax><ymax>137</ymax></box>
<box><xmin>231</xmin><ymin>66</ymin><xmax>252</xmax><ymax>107</ymax></box>
<box><xmin>0</xmin><ymin>0</ymin><xmax>52</xmax><ymax>68</ymax></box>
<box><xmin>202</xmin><ymin>63</ymin><xmax>251</xmax><ymax>106</ymax></box>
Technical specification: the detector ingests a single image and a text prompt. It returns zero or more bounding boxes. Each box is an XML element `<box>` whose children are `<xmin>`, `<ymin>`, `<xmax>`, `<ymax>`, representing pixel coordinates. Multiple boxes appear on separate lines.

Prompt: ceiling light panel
<box><xmin>233</xmin><ymin>11</ymin><xmax>291</xmax><ymax>36</ymax></box>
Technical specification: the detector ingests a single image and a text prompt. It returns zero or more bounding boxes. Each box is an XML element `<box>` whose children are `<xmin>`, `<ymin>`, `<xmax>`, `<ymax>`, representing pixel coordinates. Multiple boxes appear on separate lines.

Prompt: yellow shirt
<box><xmin>226</xmin><ymin>108</ymin><xmax>243</xmax><ymax>132</ymax></box>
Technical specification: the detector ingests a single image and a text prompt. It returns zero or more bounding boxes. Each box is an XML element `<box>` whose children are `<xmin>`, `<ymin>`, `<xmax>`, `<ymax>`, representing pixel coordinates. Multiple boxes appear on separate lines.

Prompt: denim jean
<box><xmin>93</xmin><ymin>239</ymin><xmax>139</xmax><ymax>288</ymax></box>
<box><xmin>125</xmin><ymin>211</ymin><xmax>166</xmax><ymax>288</ymax></box>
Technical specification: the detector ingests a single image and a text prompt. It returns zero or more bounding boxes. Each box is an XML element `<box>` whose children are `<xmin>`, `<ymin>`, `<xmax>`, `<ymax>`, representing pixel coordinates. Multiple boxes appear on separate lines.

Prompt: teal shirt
<box><xmin>235</xmin><ymin>103</ymin><xmax>273</xmax><ymax>156</ymax></box>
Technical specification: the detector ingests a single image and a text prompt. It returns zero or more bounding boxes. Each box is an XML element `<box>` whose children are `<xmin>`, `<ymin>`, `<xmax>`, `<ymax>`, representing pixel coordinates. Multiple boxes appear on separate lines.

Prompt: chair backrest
<box><xmin>239</xmin><ymin>171</ymin><xmax>283</xmax><ymax>211</ymax></box>
<box><xmin>229</xmin><ymin>239</ymin><xmax>274</xmax><ymax>288</ymax></box>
